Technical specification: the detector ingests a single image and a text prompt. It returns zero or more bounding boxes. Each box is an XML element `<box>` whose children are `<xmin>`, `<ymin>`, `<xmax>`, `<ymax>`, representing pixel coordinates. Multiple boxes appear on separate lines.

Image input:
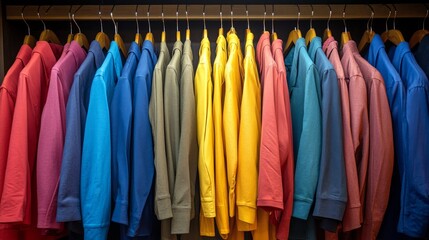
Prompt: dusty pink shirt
<box><xmin>350</xmin><ymin>42</ymin><xmax>394</xmax><ymax>240</ymax></box>
<box><xmin>37</xmin><ymin>41</ymin><xmax>86</xmax><ymax>229</ymax></box>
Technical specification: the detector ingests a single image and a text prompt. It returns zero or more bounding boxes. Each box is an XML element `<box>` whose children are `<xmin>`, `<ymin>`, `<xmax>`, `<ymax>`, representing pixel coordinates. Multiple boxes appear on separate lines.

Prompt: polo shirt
<box><xmin>81</xmin><ymin>41</ymin><xmax>122</xmax><ymax>240</ymax></box>
<box><xmin>0</xmin><ymin>41</ymin><xmax>63</xmax><ymax>224</ymax></box>
<box><xmin>285</xmin><ymin>37</ymin><xmax>322</xmax><ymax>220</ymax></box>
<box><xmin>57</xmin><ymin>40</ymin><xmax>105</xmax><ymax>223</ymax></box>
<box><xmin>128</xmin><ymin>40</ymin><xmax>157</xmax><ymax>237</ymax></box>
<box><xmin>111</xmin><ymin>42</ymin><xmax>140</xmax><ymax>227</ymax></box>
<box><xmin>363</xmin><ymin>34</ymin><xmax>406</xmax><ymax>240</ymax></box>
<box><xmin>388</xmin><ymin>41</ymin><xmax>429</xmax><ymax>238</ymax></box>
<box><xmin>37</xmin><ymin>40</ymin><xmax>87</xmax><ymax>230</ymax></box>
<box><xmin>350</xmin><ymin>41</ymin><xmax>394</xmax><ymax>240</ymax></box>
<box><xmin>413</xmin><ymin>34</ymin><xmax>429</xmax><ymax>78</ymax></box>
<box><xmin>308</xmin><ymin>37</ymin><xmax>347</xmax><ymax>231</ymax></box>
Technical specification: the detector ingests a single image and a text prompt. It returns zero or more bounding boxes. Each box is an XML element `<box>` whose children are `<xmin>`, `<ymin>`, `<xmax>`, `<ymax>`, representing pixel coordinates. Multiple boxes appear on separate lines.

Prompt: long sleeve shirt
<box><xmin>223</xmin><ymin>29</ymin><xmax>244</xmax><ymax>218</ymax></box>
<box><xmin>57</xmin><ymin>41</ymin><xmax>105</xmax><ymax>222</ymax></box>
<box><xmin>308</xmin><ymin>37</ymin><xmax>347</xmax><ymax>231</ymax></box>
<box><xmin>350</xmin><ymin>41</ymin><xmax>394</xmax><ymax>240</ymax></box>
<box><xmin>341</xmin><ymin>41</ymin><xmax>370</xmax><ymax>231</ymax></box>
<box><xmin>110</xmin><ymin>42</ymin><xmax>141</xmax><ymax>226</ymax></box>
<box><xmin>363</xmin><ymin>34</ymin><xmax>406</xmax><ymax>240</ymax></box>
<box><xmin>285</xmin><ymin>38</ymin><xmax>322</xmax><ymax>220</ymax></box>
<box><xmin>81</xmin><ymin>41</ymin><xmax>122</xmax><ymax>240</ymax></box>
<box><xmin>389</xmin><ymin>41</ymin><xmax>429</xmax><ymax>238</ymax></box>
<box><xmin>195</xmin><ymin>31</ymin><xmax>215</xmax><ymax>219</ymax></box>
<box><xmin>323</xmin><ymin>37</ymin><xmax>361</xmax><ymax>233</ymax></box>
<box><xmin>149</xmin><ymin>40</ymin><xmax>172</xmax><ymax>222</ymax></box>
<box><xmin>0</xmin><ymin>41</ymin><xmax>63</xmax><ymax>224</ymax></box>
<box><xmin>37</xmin><ymin>41</ymin><xmax>87</xmax><ymax>230</ymax></box>
<box><xmin>128</xmin><ymin>40</ymin><xmax>157</xmax><ymax>237</ymax></box>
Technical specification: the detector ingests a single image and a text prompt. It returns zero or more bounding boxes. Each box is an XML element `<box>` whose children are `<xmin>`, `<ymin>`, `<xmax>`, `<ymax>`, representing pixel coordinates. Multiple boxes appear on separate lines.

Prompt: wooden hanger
<box><xmin>37</xmin><ymin>6</ymin><xmax>61</xmax><ymax>44</ymax></box>
<box><xmin>71</xmin><ymin>12</ymin><xmax>89</xmax><ymax>51</ymax></box>
<box><xmin>284</xmin><ymin>4</ymin><xmax>302</xmax><ymax>54</ymax></box>
<box><xmin>409</xmin><ymin>7</ymin><xmax>429</xmax><ymax>49</ymax></box>
<box><xmin>110</xmin><ymin>6</ymin><xmax>128</xmax><ymax>57</ymax></box>
<box><xmin>21</xmin><ymin>7</ymin><xmax>36</xmax><ymax>48</ymax></box>
<box><xmin>305</xmin><ymin>5</ymin><xmax>317</xmax><ymax>46</ymax></box>
<box><xmin>95</xmin><ymin>6</ymin><xmax>110</xmax><ymax>50</ymax></box>
<box><xmin>381</xmin><ymin>5</ymin><xmax>405</xmax><ymax>46</ymax></box>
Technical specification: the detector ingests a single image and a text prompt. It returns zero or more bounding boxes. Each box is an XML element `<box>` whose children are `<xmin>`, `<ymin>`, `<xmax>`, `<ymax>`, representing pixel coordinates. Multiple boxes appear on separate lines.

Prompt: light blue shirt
<box><xmin>81</xmin><ymin>41</ymin><xmax>122</xmax><ymax>240</ymax></box>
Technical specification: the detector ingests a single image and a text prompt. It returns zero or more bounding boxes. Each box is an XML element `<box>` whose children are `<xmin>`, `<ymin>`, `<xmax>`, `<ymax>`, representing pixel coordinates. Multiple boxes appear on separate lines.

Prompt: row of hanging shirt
<box><xmin>0</xmin><ymin>5</ymin><xmax>429</xmax><ymax>240</ymax></box>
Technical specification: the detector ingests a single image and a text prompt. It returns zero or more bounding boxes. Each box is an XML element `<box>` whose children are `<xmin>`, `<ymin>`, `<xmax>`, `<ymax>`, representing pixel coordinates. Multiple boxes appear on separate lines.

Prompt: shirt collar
<box><xmin>256</xmin><ymin>32</ymin><xmax>271</xmax><ymax>74</ymax></box>
<box><xmin>271</xmin><ymin>38</ymin><xmax>283</xmax><ymax>53</ymax></box>
<box><xmin>391</xmin><ymin>41</ymin><xmax>411</xmax><ymax>71</ymax></box>
<box><xmin>107</xmin><ymin>41</ymin><xmax>123</xmax><ymax>79</ymax></box>
<box><xmin>32</xmin><ymin>41</ymin><xmax>63</xmax><ymax>74</ymax></box>
<box><xmin>366</xmin><ymin>34</ymin><xmax>384</xmax><ymax>62</ymax></box>
<box><xmin>341</xmin><ymin>40</ymin><xmax>359</xmax><ymax>58</ymax></box>
<box><xmin>16</xmin><ymin>44</ymin><xmax>33</xmax><ymax>66</ymax></box>
<box><xmin>68</xmin><ymin>40</ymin><xmax>87</xmax><ymax>63</ymax></box>
<box><xmin>308</xmin><ymin>36</ymin><xmax>322</xmax><ymax>60</ymax></box>
<box><xmin>173</xmin><ymin>40</ymin><xmax>183</xmax><ymax>55</ymax></box>
<box><xmin>127</xmin><ymin>41</ymin><xmax>141</xmax><ymax>61</ymax></box>
<box><xmin>287</xmin><ymin>37</ymin><xmax>306</xmax><ymax>87</ymax></box>
<box><xmin>183</xmin><ymin>39</ymin><xmax>193</xmax><ymax>62</ymax></box>
<box><xmin>88</xmin><ymin>40</ymin><xmax>106</xmax><ymax>68</ymax></box>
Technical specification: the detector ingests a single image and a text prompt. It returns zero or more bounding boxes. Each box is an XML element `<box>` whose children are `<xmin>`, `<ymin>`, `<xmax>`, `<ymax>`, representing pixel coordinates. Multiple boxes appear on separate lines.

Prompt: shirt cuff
<box><xmin>171</xmin><ymin>207</ymin><xmax>191</xmax><ymax>234</ymax></box>
<box><xmin>156</xmin><ymin>197</ymin><xmax>173</xmax><ymax>220</ymax></box>
<box><xmin>84</xmin><ymin>226</ymin><xmax>109</xmax><ymax>240</ymax></box>
<box><xmin>112</xmin><ymin>202</ymin><xmax>129</xmax><ymax>225</ymax></box>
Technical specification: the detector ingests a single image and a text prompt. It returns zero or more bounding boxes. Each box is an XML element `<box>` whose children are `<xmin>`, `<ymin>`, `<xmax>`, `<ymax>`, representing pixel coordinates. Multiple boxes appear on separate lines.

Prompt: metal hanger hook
<box><xmin>37</xmin><ymin>5</ymin><xmax>47</xmax><ymax>31</ymax></box>
<box><xmin>423</xmin><ymin>4</ymin><xmax>429</xmax><ymax>30</ymax></box>
<box><xmin>220</xmin><ymin>4</ymin><xmax>223</xmax><ymax>29</ymax></box>
<box><xmin>367</xmin><ymin>4</ymin><xmax>375</xmax><ymax>32</ymax></box>
<box><xmin>271</xmin><ymin>4</ymin><xmax>275</xmax><ymax>34</ymax></box>
<box><xmin>110</xmin><ymin>5</ymin><xmax>118</xmax><ymax>35</ymax></box>
<box><xmin>147</xmin><ymin>5</ymin><xmax>151</xmax><ymax>33</ymax></box>
<box><xmin>327</xmin><ymin>4</ymin><xmax>332</xmax><ymax>31</ymax></box>
<box><xmin>21</xmin><ymin>5</ymin><xmax>31</xmax><ymax>36</ymax></box>
<box><xmin>296</xmin><ymin>4</ymin><xmax>301</xmax><ymax>31</ymax></box>
<box><xmin>230</xmin><ymin>5</ymin><xmax>234</xmax><ymax>29</ymax></box>
<box><xmin>203</xmin><ymin>4</ymin><xmax>206</xmax><ymax>30</ymax></box>
<box><xmin>135</xmin><ymin>5</ymin><xmax>140</xmax><ymax>34</ymax></box>
<box><xmin>263</xmin><ymin>4</ymin><xmax>266</xmax><ymax>32</ymax></box>
<box><xmin>73</xmin><ymin>5</ymin><xmax>83</xmax><ymax>34</ymax></box>
<box><xmin>310</xmin><ymin>4</ymin><xmax>314</xmax><ymax>29</ymax></box>
<box><xmin>98</xmin><ymin>4</ymin><xmax>104</xmax><ymax>33</ymax></box>
<box><xmin>161</xmin><ymin>4</ymin><xmax>165</xmax><ymax>32</ymax></box>
<box><xmin>245</xmin><ymin>4</ymin><xmax>249</xmax><ymax>29</ymax></box>
<box><xmin>68</xmin><ymin>5</ymin><xmax>73</xmax><ymax>35</ymax></box>
<box><xmin>185</xmin><ymin>4</ymin><xmax>189</xmax><ymax>30</ymax></box>
<box><xmin>384</xmin><ymin>4</ymin><xmax>392</xmax><ymax>32</ymax></box>
<box><xmin>176</xmin><ymin>4</ymin><xmax>179</xmax><ymax>32</ymax></box>
<box><xmin>342</xmin><ymin>4</ymin><xmax>348</xmax><ymax>33</ymax></box>
<box><xmin>392</xmin><ymin>4</ymin><xmax>398</xmax><ymax>30</ymax></box>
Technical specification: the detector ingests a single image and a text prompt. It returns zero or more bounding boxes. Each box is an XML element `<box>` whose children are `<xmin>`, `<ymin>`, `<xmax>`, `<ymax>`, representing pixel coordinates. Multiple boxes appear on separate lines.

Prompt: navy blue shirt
<box><xmin>57</xmin><ymin>40</ymin><xmax>105</xmax><ymax>222</ymax></box>
<box><xmin>413</xmin><ymin>34</ymin><xmax>429</xmax><ymax>79</ymax></box>
<box><xmin>388</xmin><ymin>42</ymin><xmax>429</xmax><ymax>238</ymax></box>
<box><xmin>364</xmin><ymin>34</ymin><xmax>407</xmax><ymax>240</ymax></box>
<box><xmin>127</xmin><ymin>40</ymin><xmax>158</xmax><ymax>237</ymax></box>
<box><xmin>111</xmin><ymin>42</ymin><xmax>141</xmax><ymax>225</ymax></box>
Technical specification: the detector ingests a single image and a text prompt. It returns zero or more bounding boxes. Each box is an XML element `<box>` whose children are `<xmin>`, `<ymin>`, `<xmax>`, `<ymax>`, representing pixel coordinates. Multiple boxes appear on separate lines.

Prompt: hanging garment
<box><xmin>128</xmin><ymin>40</ymin><xmax>157</xmax><ymax>237</ymax></box>
<box><xmin>149</xmin><ymin>40</ymin><xmax>172</xmax><ymax>223</ymax></box>
<box><xmin>285</xmin><ymin>37</ymin><xmax>322</xmax><ymax>220</ymax></box>
<box><xmin>37</xmin><ymin>40</ymin><xmax>87</xmax><ymax>230</ymax></box>
<box><xmin>350</xmin><ymin>40</ymin><xmax>394</xmax><ymax>240</ymax></box>
<box><xmin>163</xmin><ymin>40</ymin><xmax>183</xmax><ymax>238</ymax></box>
<box><xmin>172</xmin><ymin>37</ymin><xmax>198</xmax><ymax>235</ymax></box>
<box><xmin>413</xmin><ymin>34</ymin><xmax>429</xmax><ymax>78</ymax></box>
<box><xmin>57</xmin><ymin>40</ymin><xmax>106</xmax><ymax>223</ymax></box>
<box><xmin>81</xmin><ymin>41</ymin><xmax>123</xmax><ymax>240</ymax></box>
<box><xmin>323</xmin><ymin>36</ymin><xmax>360</xmax><ymax>239</ymax></box>
<box><xmin>362</xmin><ymin>34</ymin><xmax>406</xmax><ymax>240</ymax></box>
<box><xmin>223</xmin><ymin>29</ymin><xmax>244</xmax><ymax>219</ymax></box>
<box><xmin>341</xmin><ymin>40</ymin><xmax>369</xmax><ymax>232</ymax></box>
<box><xmin>0</xmin><ymin>41</ymin><xmax>63</xmax><ymax>225</ymax></box>
<box><xmin>212</xmin><ymin>27</ymin><xmax>230</xmax><ymax>238</ymax></box>
<box><xmin>195</xmin><ymin>30</ymin><xmax>215</xmax><ymax>235</ymax></box>
<box><xmin>0</xmin><ymin>44</ymin><xmax>32</xmax><ymax>240</ymax></box>
<box><xmin>308</xmin><ymin>36</ymin><xmax>347</xmax><ymax>232</ymax></box>
<box><xmin>110</xmin><ymin>42</ymin><xmax>141</xmax><ymax>227</ymax></box>
<box><xmin>388</xmin><ymin>41</ymin><xmax>429</xmax><ymax>238</ymax></box>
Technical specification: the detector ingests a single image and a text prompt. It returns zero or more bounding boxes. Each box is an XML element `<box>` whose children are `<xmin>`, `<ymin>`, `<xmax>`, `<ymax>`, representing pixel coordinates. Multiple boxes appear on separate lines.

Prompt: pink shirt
<box><xmin>323</xmin><ymin>37</ymin><xmax>361</xmax><ymax>232</ymax></box>
<box><xmin>37</xmin><ymin>41</ymin><xmax>86</xmax><ymax>230</ymax></box>
<box><xmin>350</xmin><ymin>42</ymin><xmax>394</xmax><ymax>240</ymax></box>
<box><xmin>341</xmin><ymin>40</ymin><xmax>370</xmax><ymax>232</ymax></box>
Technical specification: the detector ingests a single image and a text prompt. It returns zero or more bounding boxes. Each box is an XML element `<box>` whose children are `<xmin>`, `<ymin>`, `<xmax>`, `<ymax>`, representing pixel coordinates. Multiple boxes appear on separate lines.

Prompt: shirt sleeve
<box><xmin>313</xmin><ymin>69</ymin><xmax>348</xmax><ymax>230</ymax></box>
<box><xmin>0</xmin><ymin>89</ymin><xmax>15</xmax><ymax>197</ymax></box>
<box><xmin>149</xmin><ymin>65</ymin><xmax>172</xmax><ymax>220</ymax></box>
<box><xmin>110</xmin><ymin>77</ymin><xmax>132</xmax><ymax>225</ymax></box>
<box><xmin>81</xmin><ymin>77</ymin><xmax>111</xmax><ymax>239</ymax></box>
<box><xmin>171</xmin><ymin>62</ymin><xmax>197</xmax><ymax>234</ymax></box>
<box><xmin>57</xmin><ymin>75</ymin><xmax>83</xmax><ymax>222</ymax></box>
<box><xmin>292</xmin><ymin>65</ymin><xmax>322</xmax><ymax>220</ymax></box>
<box><xmin>398</xmin><ymin>86</ymin><xmax>429</xmax><ymax>237</ymax></box>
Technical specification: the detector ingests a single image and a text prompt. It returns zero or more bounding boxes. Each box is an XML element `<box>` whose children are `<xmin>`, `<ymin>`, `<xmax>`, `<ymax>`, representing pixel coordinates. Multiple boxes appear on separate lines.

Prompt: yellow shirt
<box><xmin>223</xmin><ymin>29</ymin><xmax>244</xmax><ymax>218</ymax></box>
<box><xmin>195</xmin><ymin>30</ymin><xmax>215</xmax><ymax>219</ymax></box>
<box><xmin>236</xmin><ymin>30</ymin><xmax>261</xmax><ymax>230</ymax></box>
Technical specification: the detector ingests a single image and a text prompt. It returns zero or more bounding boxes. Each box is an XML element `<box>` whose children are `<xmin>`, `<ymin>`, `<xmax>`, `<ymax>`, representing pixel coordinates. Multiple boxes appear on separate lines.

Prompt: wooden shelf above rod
<box><xmin>6</xmin><ymin>4</ymin><xmax>429</xmax><ymax>21</ymax></box>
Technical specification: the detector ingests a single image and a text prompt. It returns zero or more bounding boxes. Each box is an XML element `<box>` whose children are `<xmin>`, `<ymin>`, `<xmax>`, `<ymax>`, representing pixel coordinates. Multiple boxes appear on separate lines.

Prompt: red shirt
<box><xmin>0</xmin><ymin>41</ymin><xmax>63</xmax><ymax>225</ymax></box>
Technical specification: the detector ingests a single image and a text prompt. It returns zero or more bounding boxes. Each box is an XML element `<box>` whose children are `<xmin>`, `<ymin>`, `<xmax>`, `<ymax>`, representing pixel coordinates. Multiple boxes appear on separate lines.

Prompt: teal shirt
<box><xmin>81</xmin><ymin>41</ymin><xmax>123</xmax><ymax>240</ymax></box>
<box><xmin>285</xmin><ymin>38</ymin><xmax>322</xmax><ymax>220</ymax></box>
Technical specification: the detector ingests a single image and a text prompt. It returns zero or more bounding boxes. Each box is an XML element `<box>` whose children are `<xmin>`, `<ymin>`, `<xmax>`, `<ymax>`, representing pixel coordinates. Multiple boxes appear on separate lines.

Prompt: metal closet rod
<box><xmin>6</xmin><ymin>4</ymin><xmax>429</xmax><ymax>21</ymax></box>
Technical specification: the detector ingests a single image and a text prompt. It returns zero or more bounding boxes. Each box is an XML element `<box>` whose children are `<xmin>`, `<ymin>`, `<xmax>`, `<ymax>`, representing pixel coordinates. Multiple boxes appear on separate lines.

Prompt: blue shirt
<box><xmin>111</xmin><ymin>42</ymin><xmax>141</xmax><ymax>226</ymax></box>
<box><xmin>81</xmin><ymin>41</ymin><xmax>123</xmax><ymax>240</ymax></box>
<box><xmin>285</xmin><ymin>38</ymin><xmax>322</xmax><ymax>220</ymax></box>
<box><xmin>308</xmin><ymin>37</ymin><xmax>347</xmax><ymax>230</ymax></box>
<box><xmin>413</xmin><ymin>34</ymin><xmax>429</xmax><ymax>79</ymax></box>
<box><xmin>388</xmin><ymin>42</ymin><xmax>429</xmax><ymax>238</ymax></box>
<box><xmin>127</xmin><ymin>40</ymin><xmax>158</xmax><ymax>237</ymax></box>
<box><xmin>363</xmin><ymin>34</ymin><xmax>407</xmax><ymax>240</ymax></box>
<box><xmin>57</xmin><ymin>40</ymin><xmax>105</xmax><ymax>222</ymax></box>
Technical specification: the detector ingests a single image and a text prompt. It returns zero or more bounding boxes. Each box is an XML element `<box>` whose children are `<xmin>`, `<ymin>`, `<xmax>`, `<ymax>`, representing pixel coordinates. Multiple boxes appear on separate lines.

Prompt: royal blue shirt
<box><xmin>111</xmin><ymin>42</ymin><xmax>141</xmax><ymax>226</ymax></box>
<box><xmin>388</xmin><ymin>41</ymin><xmax>429</xmax><ymax>238</ymax></box>
<box><xmin>308</xmin><ymin>37</ymin><xmax>347</xmax><ymax>231</ymax></box>
<box><xmin>127</xmin><ymin>40</ymin><xmax>158</xmax><ymax>237</ymax></box>
<box><xmin>363</xmin><ymin>34</ymin><xmax>407</xmax><ymax>240</ymax></box>
<box><xmin>81</xmin><ymin>41</ymin><xmax>123</xmax><ymax>240</ymax></box>
<box><xmin>57</xmin><ymin>41</ymin><xmax>105</xmax><ymax>223</ymax></box>
<box><xmin>413</xmin><ymin>34</ymin><xmax>429</xmax><ymax>79</ymax></box>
